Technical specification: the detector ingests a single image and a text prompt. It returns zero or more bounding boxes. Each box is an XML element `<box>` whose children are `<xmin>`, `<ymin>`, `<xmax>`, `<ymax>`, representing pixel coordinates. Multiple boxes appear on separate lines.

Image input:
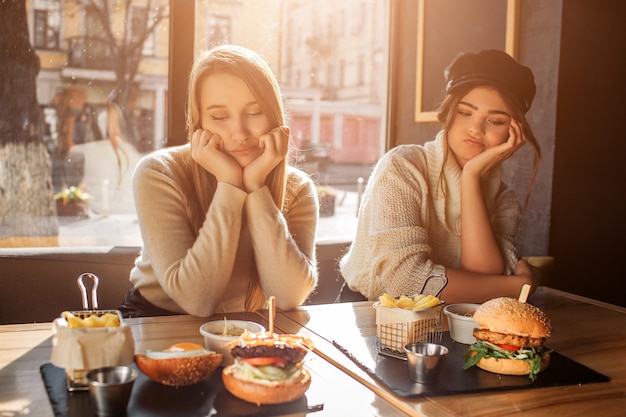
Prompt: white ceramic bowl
<box><xmin>443</xmin><ymin>303</ymin><xmax>481</xmax><ymax>344</ymax></box>
<box><xmin>199</xmin><ymin>320</ymin><xmax>265</xmax><ymax>366</ymax></box>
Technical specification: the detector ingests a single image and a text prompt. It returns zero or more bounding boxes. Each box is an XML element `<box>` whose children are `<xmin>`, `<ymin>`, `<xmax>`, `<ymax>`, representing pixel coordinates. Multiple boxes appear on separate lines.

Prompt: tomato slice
<box><xmin>496</xmin><ymin>344</ymin><xmax>520</xmax><ymax>352</ymax></box>
<box><xmin>241</xmin><ymin>357</ymin><xmax>288</xmax><ymax>367</ymax></box>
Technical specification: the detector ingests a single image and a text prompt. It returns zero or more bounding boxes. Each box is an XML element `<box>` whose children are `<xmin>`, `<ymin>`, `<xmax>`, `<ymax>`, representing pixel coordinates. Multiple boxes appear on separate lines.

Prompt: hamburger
<box><xmin>463</xmin><ymin>297</ymin><xmax>552</xmax><ymax>380</ymax></box>
<box><xmin>222</xmin><ymin>332</ymin><xmax>312</xmax><ymax>405</ymax></box>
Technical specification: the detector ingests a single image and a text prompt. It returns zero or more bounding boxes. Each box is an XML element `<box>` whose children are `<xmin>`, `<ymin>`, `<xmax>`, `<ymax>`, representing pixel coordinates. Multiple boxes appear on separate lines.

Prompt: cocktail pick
<box><xmin>268</xmin><ymin>296</ymin><xmax>276</xmax><ymax>334</ymax></box>
<box><xmin>518</xmin><ymin>284</ymin><xmax>531</xmax><ymax>303</ymax></box>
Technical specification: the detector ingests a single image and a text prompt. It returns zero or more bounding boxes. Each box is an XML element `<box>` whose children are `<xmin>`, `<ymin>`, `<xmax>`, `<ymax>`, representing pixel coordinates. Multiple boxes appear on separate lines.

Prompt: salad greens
<box><xmin>463</xmin><ymin>340</ymin><xmax>552</xmax><ymax>381</ymax></box>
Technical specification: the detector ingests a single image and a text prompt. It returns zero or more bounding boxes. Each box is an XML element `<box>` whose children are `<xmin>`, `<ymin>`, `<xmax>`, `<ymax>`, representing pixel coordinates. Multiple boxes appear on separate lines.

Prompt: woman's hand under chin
<box><xmin>463</xmin><ymin>119</ymin><xmax>526</xmax><ymax>179</ymax></box>
<box><xmin>242</xmin><ymin>126</ymin><xmax>290</xmax><ymax>192</ymax></box>
<box><xmin>191</xmin><ymin>128</ymin><xmax>243</xmax><ymax>188</ymax></box>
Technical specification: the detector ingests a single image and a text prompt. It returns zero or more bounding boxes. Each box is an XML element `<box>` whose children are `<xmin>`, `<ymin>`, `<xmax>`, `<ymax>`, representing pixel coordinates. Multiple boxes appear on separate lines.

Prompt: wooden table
<box><xmin>0</xmin><ymin>312</ymin><xmax>405</xmax><ymax>416</ymax></box>
<box><xmin>264</xmin><ymin>286</ymin><xmax>626</xmax><ymax>417</ymax></box>
<box><xmin>1</xmin><ymin>287</ymin><xmax>625</xmax><ymax>416</ymax></box>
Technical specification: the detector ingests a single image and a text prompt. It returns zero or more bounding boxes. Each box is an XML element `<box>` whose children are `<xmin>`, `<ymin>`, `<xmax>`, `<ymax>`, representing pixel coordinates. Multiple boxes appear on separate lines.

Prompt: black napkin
<box><xmin>40</xmin><ymin>363</ymin><xmax>321</xmax><ymax>417</ymax></box>
<box><xmin>332</xmin><ymin>332</ymin><xmax>610</xmax><ymax>398</ymax></box>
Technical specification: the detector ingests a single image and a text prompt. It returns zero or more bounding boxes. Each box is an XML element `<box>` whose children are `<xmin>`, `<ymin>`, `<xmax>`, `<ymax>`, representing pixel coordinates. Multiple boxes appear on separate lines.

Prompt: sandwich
<box><xmin>222</xmin><ymin>332</ymin><xmax>312</xmax><ymax>405</ymax></box>
<box><xmin>463</xmin><ymin>297</ymin><xmax>552</xmax><ymax>380</ymax></box>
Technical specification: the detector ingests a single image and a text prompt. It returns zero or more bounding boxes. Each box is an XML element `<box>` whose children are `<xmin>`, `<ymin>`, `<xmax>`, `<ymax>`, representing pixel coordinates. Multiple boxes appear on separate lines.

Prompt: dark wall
<box><xmin>390</xmin><ymin>1</ymin><xmax>626</xmax><ymax>306</ymax></box>
<box><xmin>548</xmin><ymin>0</ymin><xmax>626</xmax><ymax>306</ymax></box>
<box><xmin>389</xmin><ymin>1</ymin><xmax>561</xmax><ymax>258</ymax></box>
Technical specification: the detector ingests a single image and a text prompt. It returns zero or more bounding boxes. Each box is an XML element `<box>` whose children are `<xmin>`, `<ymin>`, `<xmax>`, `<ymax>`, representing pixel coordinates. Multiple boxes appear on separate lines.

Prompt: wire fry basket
<box><xmin>374</xmin><ymin>301</ymin><xmax>444</xmax><ymax>358</ymax></box>
<box><xmin>62</xmin><ymin>273</ymin><xmax>124</xmax><ymax>391</ymax></box>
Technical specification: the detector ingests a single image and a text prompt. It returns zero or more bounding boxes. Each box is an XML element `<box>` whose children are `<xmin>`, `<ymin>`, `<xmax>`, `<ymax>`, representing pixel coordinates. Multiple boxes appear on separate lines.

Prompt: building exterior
<box><xmin>27</xmin><ymin>0</ymin><xmax>385</xmax><ymax>167</ymax></box>
<box><xmin>278</xmin><ymin>0</ymin><xmax>387</xmax><ymax>164</ymax></box>
<box><xmin>28</xmin><ymin>0</ymin><xmax>170</xmax><ymax>154</ymax></box>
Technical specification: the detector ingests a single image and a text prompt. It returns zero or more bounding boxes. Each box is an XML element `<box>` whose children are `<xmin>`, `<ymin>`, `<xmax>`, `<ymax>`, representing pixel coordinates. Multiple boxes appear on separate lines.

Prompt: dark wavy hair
<box><xmin>436</xmin><ymin>84</ymin><xmax>540</xmax><ymax>207</ymax></box>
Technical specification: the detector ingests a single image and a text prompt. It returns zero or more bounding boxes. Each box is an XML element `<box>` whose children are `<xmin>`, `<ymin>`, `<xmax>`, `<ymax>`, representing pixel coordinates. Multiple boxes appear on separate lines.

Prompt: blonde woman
<box><xmin>120</xmin><ymin>45</ymin><xmax>319</xmax><ymax>317</ymax></box>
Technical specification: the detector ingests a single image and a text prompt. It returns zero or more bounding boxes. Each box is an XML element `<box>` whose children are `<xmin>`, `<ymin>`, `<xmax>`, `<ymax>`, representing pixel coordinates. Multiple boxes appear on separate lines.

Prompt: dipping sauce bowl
<box><xmin>87</xmin><ymin>365</ymin><xmax>137</xmax><ymax>416</ymax></box>
<box><xmin>443</xmin><ymin>303</ymin><xmax>480</xmax><ymax>344</ymax></box>
<box><xmin>404</xmin><ymin>342</ymin><xmax>448</xmax><ymax>384</ymax></box>
<box><xmin>200</xmin><ymin>320</ymin><xmax>265</xmax><ymax>366</ymax></box>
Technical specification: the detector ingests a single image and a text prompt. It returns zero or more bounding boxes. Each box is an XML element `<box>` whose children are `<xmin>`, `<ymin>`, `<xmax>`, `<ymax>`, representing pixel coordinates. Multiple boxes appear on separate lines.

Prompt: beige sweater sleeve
<box><xmin>130</xmin><ymin>149</ymin><xmax>319</xmax><ymax>316</ymax></box>
<box><xmin>340</xmin><ymin>147</ymin><xmax>435</xmax><ymax>299</ymax></box>
<box><xmin>131</xmin><ymin>149</ymin><xmax>248</xmax><ymax>316</ymax></box>
<box><xmin>340</xmin><ymin>139</ymin><xmax>521</xmax><ymax>300</ymax></box>
<box><xmin>246</xmin><ymin>169</ymin><xmax>319</xmax><ymax>311</ymax></box>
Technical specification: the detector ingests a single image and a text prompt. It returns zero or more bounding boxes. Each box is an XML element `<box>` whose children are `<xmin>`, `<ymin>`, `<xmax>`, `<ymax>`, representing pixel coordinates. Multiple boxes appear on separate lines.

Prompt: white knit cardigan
<box><xmin>339</xmin><ymin>132</ymin><xmax>521</xmax><ymax>299</ymax></box>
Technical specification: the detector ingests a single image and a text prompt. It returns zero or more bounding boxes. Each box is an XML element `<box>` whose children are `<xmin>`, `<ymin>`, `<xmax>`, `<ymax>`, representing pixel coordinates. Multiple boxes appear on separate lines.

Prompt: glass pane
<box><xmin>13</xmin><ymin>0</ymin><xmax>387</xmax><ymax>248</ymax></box>
<box><xmin>194</xmin><ymin>0</ymin><xmax>389</xmax><ymax>243</ymax></box>
<box><xmin>32</xmin><ymin>0</ymin><xmax>61</xmax><ymax>50</ymax></box>
<box><xmin>19</xmin><ymin>0</ymin><xmax>170</xmax><ymax>248</ymax></box>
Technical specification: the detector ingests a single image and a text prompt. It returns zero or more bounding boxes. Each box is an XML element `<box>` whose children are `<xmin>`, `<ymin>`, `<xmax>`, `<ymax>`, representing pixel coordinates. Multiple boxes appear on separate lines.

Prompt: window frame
<box><xmin>414</xmin><ymin>0</ymin><xmax>520</xmax><ymax>123</ymax></box>
<box><xmin>32</xmin><ymin>0</ymin><xmax>62</xmax><ymax>50</ymax></box>
<box><xmin>167</xmin><ymin>0</ymin><xmax>195</xmax><ymax>146</ymax></box>
<box><xmin>129</xmin><ymin>4</ymin><xmax>156</xmax><ymax>57</ymax></box>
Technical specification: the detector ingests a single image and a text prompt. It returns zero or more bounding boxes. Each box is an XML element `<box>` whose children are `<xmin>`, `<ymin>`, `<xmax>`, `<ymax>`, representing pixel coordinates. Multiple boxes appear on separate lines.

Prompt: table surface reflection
<box><xmin>1</xmin><ymin>287</ymin><xmax>626</xmax><ymax>416</ymax></box>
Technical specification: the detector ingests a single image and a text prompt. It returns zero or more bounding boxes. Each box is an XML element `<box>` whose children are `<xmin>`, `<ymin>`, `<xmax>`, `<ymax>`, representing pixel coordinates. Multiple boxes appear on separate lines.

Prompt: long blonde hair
<box><xmin>185</xmin><ymin>45</ymin><xmax>288</xmax><ymax>310</ymax></box>
<box><xmin>436</xmin><ymin>84</ymin><xmax>541</xmax><ymax>207</ymax></box>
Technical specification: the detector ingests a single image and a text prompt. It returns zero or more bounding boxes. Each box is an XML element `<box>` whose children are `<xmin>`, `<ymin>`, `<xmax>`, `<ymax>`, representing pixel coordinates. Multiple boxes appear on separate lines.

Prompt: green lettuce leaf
<box><xmin>463</xmin><ymin>340</ymin><xmax>552</xmax><ymax>381</ymax></box>
<box><xmin>236</xmin><ymin>360</ymin><xmax>300</xmax><ymax>382</ymax></box>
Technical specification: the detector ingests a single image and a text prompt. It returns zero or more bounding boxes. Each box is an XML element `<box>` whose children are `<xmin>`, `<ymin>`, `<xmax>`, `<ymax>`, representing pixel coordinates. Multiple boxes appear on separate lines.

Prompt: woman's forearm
<box><xmin>440</xmin><ymin>265</ymin><xmax>532</xmax><ymax>304</ymax></box>
<box><xmin>460</xmin><ymin>173</ymin><xmax>505</xmax><ymax>273</ymax></box>
<box><xmin>246</xmin><ymin>184</ymin><xmax>318</xmax><ymax>310</ymax></box>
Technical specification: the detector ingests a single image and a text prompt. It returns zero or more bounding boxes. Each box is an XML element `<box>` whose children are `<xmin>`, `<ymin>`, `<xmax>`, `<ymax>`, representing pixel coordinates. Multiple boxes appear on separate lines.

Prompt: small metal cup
<box><xmin>87</xmin><ymin>366</ymin><xmax>137</xmax><ymax>416</ymax></box>
<box><xmin>404</xmin><ymin>342</ymin><xmax>448</xmax><ymax>384</ymax></box>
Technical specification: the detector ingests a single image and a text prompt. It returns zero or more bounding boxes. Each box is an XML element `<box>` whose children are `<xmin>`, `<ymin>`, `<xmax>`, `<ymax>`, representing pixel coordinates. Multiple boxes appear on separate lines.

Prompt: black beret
<box><xmin>445</xmin><ymin>49</ymin><xmax>536</xmax><ymax>114</ymax></box>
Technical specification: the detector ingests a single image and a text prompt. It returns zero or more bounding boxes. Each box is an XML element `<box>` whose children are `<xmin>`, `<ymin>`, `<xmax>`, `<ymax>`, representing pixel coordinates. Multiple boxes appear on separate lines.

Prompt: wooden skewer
<box><xmin>518</xmin><ymin>284</ymin><xmax>531</xmax><ymax>303</ymax></box>
<box><xmin>268</xmin><ymin>296</ymin><xmax>276</xmax><ymax>334</ymax></box>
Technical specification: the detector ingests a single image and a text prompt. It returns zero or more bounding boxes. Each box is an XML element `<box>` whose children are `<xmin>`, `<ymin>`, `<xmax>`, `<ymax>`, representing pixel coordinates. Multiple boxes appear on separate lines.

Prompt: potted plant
<box><xmin>316</xmin><ymin>185</ymin><xmax>337</xmax><ymax>217</ymax></box>
<box><xmin>54</xmin><ymin>183</ymin><xmax>92</xmax><ymax>218</ymax></box>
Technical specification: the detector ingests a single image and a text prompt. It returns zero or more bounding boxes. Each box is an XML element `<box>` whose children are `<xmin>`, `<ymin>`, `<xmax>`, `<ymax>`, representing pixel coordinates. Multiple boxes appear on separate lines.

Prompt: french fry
<box><xmin>61</xmin><ymin>311</ymin><xmax>120</xmax><ymax>328</ymax></box>
<box><xmin>379</xmin><ymin>293</ymin><xmax>440</xmax><ymax>311</ymax></box>
<box><xmin>62</xmin><ymin>311</ymin><xmax>85</xmax><ymax>328</ymax></box>
<box><xmin>412</xmin><ymin>295</ymin><xmax>440</xmax><ymax>310</ymax></box>
<box><xmin>102</xmin><ymin>312</ymin><xmax>121</xmax><ymax>327</ymax></box>
<box><xmin>379</xmin><ymin>293</ymin><xmax>397</xmax><ymax>308</ymax></box>
<box><xmin>413</xmin><ymin>294</ymin><xmax>426</xmax><ymax>303</ymax></box>
<box><xmin>395</xmin><ymin>297</ymin><xmax>416</xmax><ymax>309</ymax></box>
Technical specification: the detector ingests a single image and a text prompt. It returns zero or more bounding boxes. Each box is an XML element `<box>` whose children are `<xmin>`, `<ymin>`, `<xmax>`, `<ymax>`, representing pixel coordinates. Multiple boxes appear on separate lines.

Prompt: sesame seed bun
<box><xmin>134</xmin><ymin>349</ymin><xmax>222</xmax><ymax>387</ymax></box>
<box><xmin>473</xmin><ymin>297</ymin><xmax>552</xmax><ymax>338</ymax></box>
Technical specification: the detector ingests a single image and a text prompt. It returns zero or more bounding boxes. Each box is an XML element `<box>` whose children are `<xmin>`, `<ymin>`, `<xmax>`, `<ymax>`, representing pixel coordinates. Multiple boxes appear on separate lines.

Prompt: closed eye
<box><xmin>488</xmin><ymin>118</ymin><xmax>507</xmax><ymax>126</ymax></box>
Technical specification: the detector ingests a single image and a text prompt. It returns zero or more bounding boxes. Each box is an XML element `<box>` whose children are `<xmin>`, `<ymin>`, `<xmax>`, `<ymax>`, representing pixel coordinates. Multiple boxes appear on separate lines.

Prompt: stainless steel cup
<box><xmin>404</xmin><ymin>342</ymin><xmax>448</xmax><ymax>384</ymax></box>
<box><xmin>87</xmin><ymin>366</ymin><xmax>137</xmax><ymax>416</ymax></box>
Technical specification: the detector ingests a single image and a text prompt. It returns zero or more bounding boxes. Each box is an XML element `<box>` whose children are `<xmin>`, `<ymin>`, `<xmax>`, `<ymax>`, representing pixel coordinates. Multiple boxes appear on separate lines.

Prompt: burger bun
<box><xmin>473</xmin><ymin>297</ymin><xmax>551</xmax><ymax>338</ymax></box>
<box><xmin>135</xmin><ymin>343</ymin><xmax>222</xmax><ymax>387</ymax></box>
<box><xmin>222</xmin><ymin>364</ymin><xmax>311</xmax><ymax>405</ymax></box>
<box><xmin>474</xmin><ymin>352</ymin><xmax>551</xmax><ymax>376</ymax></box>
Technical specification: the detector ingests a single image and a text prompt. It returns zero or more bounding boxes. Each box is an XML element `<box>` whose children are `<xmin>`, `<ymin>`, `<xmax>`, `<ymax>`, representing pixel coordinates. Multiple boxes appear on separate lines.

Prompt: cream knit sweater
<box><xmin>340</xmin><ymin>132</ymin><xmax>521</xmax><ymax>300</ymax></box>
<box><xmin>129</xmin><ymin>144</ymin><xmax>319</xmax><ymax>316</ymax></box>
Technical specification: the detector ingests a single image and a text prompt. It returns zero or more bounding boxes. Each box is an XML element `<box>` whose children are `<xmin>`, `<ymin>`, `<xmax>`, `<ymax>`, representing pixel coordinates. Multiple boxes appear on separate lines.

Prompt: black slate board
<box><xmin>40</xmin><ymin>363</ymin><xmax>322</xmax><ymax>417</ymax></box>
<box><xmin>332</xmin><ymin>332</ymin><xmax>610</xmax><ymax>398</ymax></box>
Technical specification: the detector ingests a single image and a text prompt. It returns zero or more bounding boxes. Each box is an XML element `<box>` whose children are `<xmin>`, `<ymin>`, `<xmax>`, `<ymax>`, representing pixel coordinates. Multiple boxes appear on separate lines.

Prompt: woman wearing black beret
<box><xmin>340</xmin><ymin>50</ymin><xmax>540</xmax><ymax>304</ymax></box>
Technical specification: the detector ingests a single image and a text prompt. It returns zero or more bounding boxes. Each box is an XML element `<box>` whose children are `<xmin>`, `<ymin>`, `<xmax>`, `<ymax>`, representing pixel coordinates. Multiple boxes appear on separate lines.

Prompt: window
<box><xmin>129</xmin><ymin>5</ymin><xmax>156</xmax><ymax>56</ymax></box>
<box><xmin>205</xmin><ymin>14</ymin><xmax>232</xmax><ymax>47</ymax></box>
<box><xmin>11</xmin><ymin>0</ymin><xmax>389</xmax><ymax>248</ymax></box>
<box><xmin>32</xmin><ymin>0</ymin><xmax>61</xmax><ymax>50</ymax></box>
